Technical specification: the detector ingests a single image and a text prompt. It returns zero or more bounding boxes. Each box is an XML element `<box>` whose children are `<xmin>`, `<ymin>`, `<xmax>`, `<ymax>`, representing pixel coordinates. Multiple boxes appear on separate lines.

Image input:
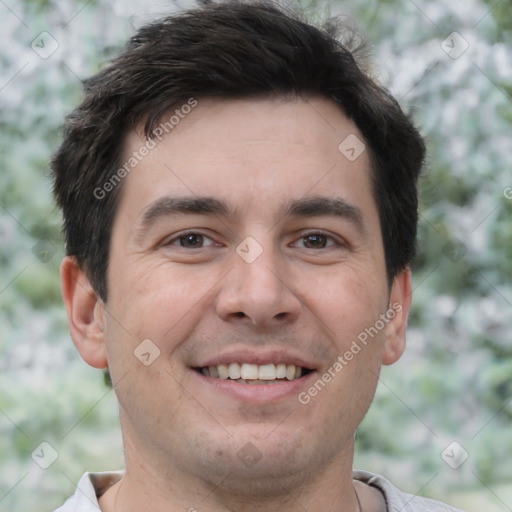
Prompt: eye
<box><xmin>163</xmin><ymin>231</ymin><xmax>217</xmax><ymax>249</ymax></box>
<box><xmin>293</xmin><ymin>231</ymin><xmax>340</xmax><ymax>250</ymax></box>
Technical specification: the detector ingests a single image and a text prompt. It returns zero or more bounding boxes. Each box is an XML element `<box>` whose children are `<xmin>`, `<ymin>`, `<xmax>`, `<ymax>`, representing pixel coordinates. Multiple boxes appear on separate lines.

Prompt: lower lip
<box><xmin>190</xmin><ymin>369</ymin><xmax>317</xmax><ymax>403</ymax></box>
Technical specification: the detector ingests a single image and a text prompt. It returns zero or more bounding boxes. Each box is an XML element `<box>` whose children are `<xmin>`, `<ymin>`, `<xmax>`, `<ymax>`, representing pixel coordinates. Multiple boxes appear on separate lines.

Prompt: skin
<box><xmin>61</xmin><ymin>97</ymin><xmax>411</xmax><ymax>512</ymax></box>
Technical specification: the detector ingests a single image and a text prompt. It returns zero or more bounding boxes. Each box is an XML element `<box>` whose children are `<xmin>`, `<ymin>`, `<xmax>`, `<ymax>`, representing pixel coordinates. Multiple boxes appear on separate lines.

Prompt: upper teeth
<box><xmin>200</xmin><ymin>363</ymin><xmax>303</xmax><ymax>381</ymax></box>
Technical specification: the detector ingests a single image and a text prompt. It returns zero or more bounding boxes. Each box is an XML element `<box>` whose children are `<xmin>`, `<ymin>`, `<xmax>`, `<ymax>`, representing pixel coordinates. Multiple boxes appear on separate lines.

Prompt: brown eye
<box><xmin>302</xmin><ymin>234</ymin><xmax>328</xmax><ymax>249</ymax></box>
<box><xmin>293</xmin><ymin>231</ymin><xmax>339</xmax><ymax>250</ymax></box>
<box><xmin>163</xmin><ymin>231</ymin><xmax>216</xmax><ymax>249</ymax></box>
<box><xmin>179</xmin><ymin>233</ymin><xmax>204</xmax><ymax>248</ymax></box>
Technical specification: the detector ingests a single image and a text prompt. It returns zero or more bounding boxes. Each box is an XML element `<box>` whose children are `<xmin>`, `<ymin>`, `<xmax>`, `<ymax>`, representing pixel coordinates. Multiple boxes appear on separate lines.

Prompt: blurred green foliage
<box><xmin>1</xmin><ymin>0</ymin><xmax>510</xmax><ymax>511</ymax></box>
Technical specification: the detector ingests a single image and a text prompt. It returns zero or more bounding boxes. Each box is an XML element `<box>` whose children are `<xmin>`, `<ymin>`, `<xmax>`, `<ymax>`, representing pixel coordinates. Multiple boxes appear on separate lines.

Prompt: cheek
<box><xmin>306</xmin><ymin>265</ymin><xmax>387</xmax><ymax>338</ymax></box>
<box><xmin>107</xmin><ymin>259</ymin><xmax>204</xmax><ymax>334</ymax></box>
<box><xmin>103</xmin><ymin>259</ymin><xmax>225</xmax><ymax>377</ymax></box>
<box><xmin>304</xmin><ymin>265</ymin><xmax>388</xmax><ymax>396</ymax></box>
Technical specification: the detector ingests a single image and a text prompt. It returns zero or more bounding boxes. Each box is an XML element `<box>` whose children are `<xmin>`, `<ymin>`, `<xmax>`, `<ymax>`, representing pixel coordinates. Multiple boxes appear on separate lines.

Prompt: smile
<box><xmin>195</xmin><ymin>363</ymin><xmax>313</xmax><ymax>384</ymax></box>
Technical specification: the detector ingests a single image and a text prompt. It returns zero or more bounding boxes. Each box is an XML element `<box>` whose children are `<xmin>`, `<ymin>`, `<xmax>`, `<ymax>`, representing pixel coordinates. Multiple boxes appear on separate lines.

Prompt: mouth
<box><xmin>193</xmin><ymin>363</ymin><xmax>314</xmax><ymax>385</ymax></box>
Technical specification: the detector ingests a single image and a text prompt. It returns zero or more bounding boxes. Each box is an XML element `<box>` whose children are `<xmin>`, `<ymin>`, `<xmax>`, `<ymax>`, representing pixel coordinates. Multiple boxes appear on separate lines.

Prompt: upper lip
<box><xmin>194</xmin><ymin>349</ymin><xmax>318</xmax><ymax>370</ymax></box>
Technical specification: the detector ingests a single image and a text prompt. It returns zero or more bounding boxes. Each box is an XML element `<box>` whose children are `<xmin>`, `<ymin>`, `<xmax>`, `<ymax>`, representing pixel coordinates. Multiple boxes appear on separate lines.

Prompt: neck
<box><xmin>100</xmin><ymin>433</ymin><xmax>363</xmax><ymax>512</ymax></box>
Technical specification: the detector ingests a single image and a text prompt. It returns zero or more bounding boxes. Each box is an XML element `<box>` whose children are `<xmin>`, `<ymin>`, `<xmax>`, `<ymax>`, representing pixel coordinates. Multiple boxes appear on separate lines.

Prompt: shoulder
<box><xmin>353</xmin><ymin>469</ymin><xmax>466</xmax><ymax>512</ymax></box>
<box><xmin>52</xmin><ymin>471</ymin><xmax>124</xmax><ymax>512</ymax></box>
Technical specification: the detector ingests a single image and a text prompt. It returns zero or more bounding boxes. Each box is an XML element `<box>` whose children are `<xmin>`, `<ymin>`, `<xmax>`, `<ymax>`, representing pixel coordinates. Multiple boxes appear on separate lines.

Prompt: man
<box><xmin>51</xmin><ymin>2</ymin><xmax>463</xmax><ymax>511</ymax></box>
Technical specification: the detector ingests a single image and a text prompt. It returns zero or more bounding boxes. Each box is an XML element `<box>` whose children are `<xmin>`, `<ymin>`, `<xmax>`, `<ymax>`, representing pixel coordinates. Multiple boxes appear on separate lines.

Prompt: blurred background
<box><xmin>0</xmin><ymin>0</ymin><xmax>511</xmax><ymax>510</ymax></box>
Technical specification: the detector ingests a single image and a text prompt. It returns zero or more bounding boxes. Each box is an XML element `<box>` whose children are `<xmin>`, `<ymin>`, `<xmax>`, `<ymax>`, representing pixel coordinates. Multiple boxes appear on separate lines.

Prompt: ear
<box><xmin>60</xmin><ymin>256</ymin><xmax>108</xmax><ymax>369</ymax></box>
<box><xmin>382</xmin><ymin>267</ymin><xmax>412</xmax><ymax>366</ymax></box>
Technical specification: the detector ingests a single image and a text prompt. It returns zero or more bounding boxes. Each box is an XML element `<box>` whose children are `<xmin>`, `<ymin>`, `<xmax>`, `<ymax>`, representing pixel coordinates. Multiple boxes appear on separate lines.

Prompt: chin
<box><xmin>188</xmin><ymin>427</ymin><xmax>335</xmax><ymax>498</ymax></box>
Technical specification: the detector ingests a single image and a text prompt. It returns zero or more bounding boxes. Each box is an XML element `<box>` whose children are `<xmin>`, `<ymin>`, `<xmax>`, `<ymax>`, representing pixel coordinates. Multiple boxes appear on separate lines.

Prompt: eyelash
<box><xmin>163</xmin><ymin>230</ymin><xmax>218</xmax><ymax>248</ymax></box>
<box><xmin>162</xmin><ymin>229</ymin><xmax>343</xmax><ymax>249</ymax></box>
<box><xmin>294</xmin><ymin>230</ymin><xmax>341</xmax><ymax>249</ymax></box>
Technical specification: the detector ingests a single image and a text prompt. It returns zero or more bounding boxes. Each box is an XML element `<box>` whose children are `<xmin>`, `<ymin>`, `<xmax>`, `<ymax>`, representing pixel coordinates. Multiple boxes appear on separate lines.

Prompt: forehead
<box><xmin>115</xmin><ymin>96</ymin><xmax>377</xmax><ymax>228</ymax></box>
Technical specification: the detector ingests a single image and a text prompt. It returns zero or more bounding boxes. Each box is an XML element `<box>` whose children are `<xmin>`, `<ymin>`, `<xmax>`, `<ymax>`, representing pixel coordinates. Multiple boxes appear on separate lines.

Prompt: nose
<box><xmin>215</xmin><ymin>237</ymin><xmax>302</xmax><ymax>328</ymax></box>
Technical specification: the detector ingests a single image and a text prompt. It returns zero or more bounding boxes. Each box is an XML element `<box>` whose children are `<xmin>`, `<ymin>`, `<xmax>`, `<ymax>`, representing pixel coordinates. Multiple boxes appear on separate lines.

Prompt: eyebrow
<box><xmin>135</xmin><ymin>196</ymin><xmax>232</xmax><ymax>243</ymax></box>
<box><xmin>136</xmin><ymin>194</ymin><xmax>366</xmax><ymax>242</ymax></box>
<box><xmin>283</xmin><ymin>196</ymin><xmax>365</xmax><ymax>232</ymax></box>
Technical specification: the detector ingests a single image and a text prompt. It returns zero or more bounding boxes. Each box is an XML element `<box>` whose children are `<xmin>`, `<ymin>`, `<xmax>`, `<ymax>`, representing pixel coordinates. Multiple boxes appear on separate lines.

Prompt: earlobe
<box><xmin>382</xmin><ymin>268</ymin><xmax>412</xmax><ymax>366</ymax></box>
<box><xmin>60</xmin><ymin>256</ymin><xmax>109</xmax><ymax>369</ymax></box>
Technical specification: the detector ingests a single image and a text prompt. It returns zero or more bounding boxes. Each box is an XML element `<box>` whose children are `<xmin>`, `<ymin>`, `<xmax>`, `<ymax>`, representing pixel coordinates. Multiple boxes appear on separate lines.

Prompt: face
<box><xmin>64</xmin><ymin>97</ymin><xmax>410</xmax><ymax>497</ymax></box>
